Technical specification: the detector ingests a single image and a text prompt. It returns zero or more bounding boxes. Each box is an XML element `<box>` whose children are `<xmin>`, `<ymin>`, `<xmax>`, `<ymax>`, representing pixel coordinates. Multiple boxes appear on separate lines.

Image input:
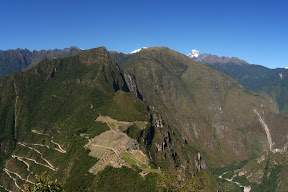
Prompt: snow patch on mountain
<box><xmin>130</xmin><ymin>47</ymin><xmax>148</xmax><ymax>54</ymax></box>
<box><xmin>188</xmin><ymin>49</ymin><xmax>200</xmax><ymax>58</ymax></box>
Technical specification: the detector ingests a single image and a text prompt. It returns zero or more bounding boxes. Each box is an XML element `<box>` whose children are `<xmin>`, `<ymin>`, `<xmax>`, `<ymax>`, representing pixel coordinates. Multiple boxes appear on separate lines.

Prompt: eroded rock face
<box><xmin>123</xmin><ymin>73</ymin><xmax>144</xmax><ymax>100</ymax></box>
<box><xmin>123</xmin><ymin>74</ymin><xmax>135</xmax><ymax>93</ymax></box>
<box><xmin>194</xmin><ymin>152</ymin><xmax>207</xmax><ymax>172</ymax></box>
<box><xmin>153</xmin><ymin>113</ymin><xmax>164</xmax><ymax>129</ymax></box>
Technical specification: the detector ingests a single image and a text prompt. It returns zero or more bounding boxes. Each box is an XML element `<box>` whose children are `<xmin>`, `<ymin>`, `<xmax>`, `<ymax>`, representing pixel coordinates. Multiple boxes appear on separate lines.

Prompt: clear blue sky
<box><xmin>1</xmin><ymin>0</ymin><xmax>287</xmax><ymax>68</ymax></box>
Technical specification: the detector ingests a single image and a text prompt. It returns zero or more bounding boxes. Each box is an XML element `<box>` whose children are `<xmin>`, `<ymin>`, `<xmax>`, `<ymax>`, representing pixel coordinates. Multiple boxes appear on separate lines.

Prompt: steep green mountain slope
<box><xmin>206</xmin><ymin>63</ymin><xmax>288</xmax><ymax>115</ymax></box>
<box><xmin>0</xmin><ymin>47</ymin><xmax>82</xmax><ymax>78</ymax></box>
<box><xmin>211</xmin><ymin>63</ymin><xmax>288</xmax><ymax>114</ymax></box>
<box><xmin>189</xmin><ymin>53</ymin><xmax>288</xmax><ymax>113</ymax></box>
<box><xmin>204</xmin><ymin>62</ymin><xmax>288</xmax><ymax>92</ymax></box>
<box><xmin>0</xmin><ymin>47</ymin><xmax>215</xmax><ymax>191</ymax></box>
<box><xmin>118</xmin><ymin>47</ymin><xmax>288</xmax><ymax>191</ymax></box>
<box><xmin>261</xmin><ymin>77</ymin><xmax>288</xmax><ymax>113</ymax></box>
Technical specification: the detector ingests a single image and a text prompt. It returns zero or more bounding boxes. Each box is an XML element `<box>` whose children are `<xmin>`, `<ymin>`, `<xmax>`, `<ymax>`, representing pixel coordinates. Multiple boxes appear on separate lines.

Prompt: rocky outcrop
<box><xmin>153</xmin><ymin>113</ymin><xmax>164</xmax><ymax>129</ymax></box>
<box><xmin>194</xmin><ymin>152</ymin><xmax>207</xmax><ymax>172</ymax></box>
<box><xmin>123</xmin><ymin>73</ymin><xmax>144</xmax><ymax>100</ymax></box>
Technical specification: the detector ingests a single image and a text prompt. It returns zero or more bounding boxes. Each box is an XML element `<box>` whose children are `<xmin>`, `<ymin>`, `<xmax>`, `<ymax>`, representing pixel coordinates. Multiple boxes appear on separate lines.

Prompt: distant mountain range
<box><xmin>0</xmin><ymin>46</ymin><xmax>83</xmax><ymax>78</ymax></box>
<box><xmin>188</xmin><ymin>50</ymin><xmax>249</xmax><ymax>65</ymax></box>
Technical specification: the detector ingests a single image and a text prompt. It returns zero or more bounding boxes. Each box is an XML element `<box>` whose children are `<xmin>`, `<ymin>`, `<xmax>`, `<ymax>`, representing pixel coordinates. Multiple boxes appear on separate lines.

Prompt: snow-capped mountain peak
<box><xmin>187</xmin><ymin>49</ymin><xmax>200</xmax><ymax>58</ymax></box>
<box><xmin>130</xmin><ymin>47</ymin><xmax>148</xmax><ymax>54</ymax></box>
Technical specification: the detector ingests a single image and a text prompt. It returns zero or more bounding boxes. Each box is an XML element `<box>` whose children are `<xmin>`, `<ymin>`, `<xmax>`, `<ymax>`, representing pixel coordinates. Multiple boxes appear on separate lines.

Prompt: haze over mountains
<box><xmin>0</xmin><ymin>46</ymin><xmax>288</xmax><ymax>192</ymax></box>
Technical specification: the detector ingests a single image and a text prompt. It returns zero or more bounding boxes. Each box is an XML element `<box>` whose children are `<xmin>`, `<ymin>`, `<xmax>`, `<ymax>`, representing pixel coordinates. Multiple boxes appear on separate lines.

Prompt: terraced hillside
<box><xmin>85</xmin><ymin>115</ymin><xmax>159</xmax><ymax>175</ymax></box>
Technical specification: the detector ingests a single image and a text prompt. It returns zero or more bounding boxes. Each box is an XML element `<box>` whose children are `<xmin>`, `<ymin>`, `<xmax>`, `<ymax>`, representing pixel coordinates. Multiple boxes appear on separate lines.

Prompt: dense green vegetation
<box><xmin>214</xmin><ymin>157</ymin><xmax>282</xmax><ymax>192</ymax></box>
<box><xmin>106</xmin><ymin>91</ymin><xmax>148</xmax><ymax>122</ymax></box>
<box><xmin>210</xmin><ymin>160</ymin><xmax>248</xmax><ymax>178</ymax></box>
<box><xmin>124</xmin><ymin>124</ymin><xmax>143</xmax><ymax>140</ymax></box>
<box><xmin>232</xmin><ymin>164</ymin><xmax>281</xmax><ymax>192</ymax></box>
<box><xmin>0</xmin><ymin>100</ymin><xmax>16</xmax><ymax>170</ymax></box>
<box><xmin>63</xmin><ymin>148</ymin><xmax>98</xmax><ymax>191</ymax></box>
<box><xmin>24</xmin><ymin>172</ymin><xmax>64</xmax><ymax>192</ymax></box>
<box><xmin>261</xmin><ymin>78</ymin><xmax>288</xmax><ymax>113</ymax></box>
<box><xmin>95</xmin><ymin>166</ymin><xmax>158</xmax><ymax>192</ymax></box>
<box><xmin>157</xmin><ymin>170</ymin><xmax>209</xmax><ymax>192</ymax></box>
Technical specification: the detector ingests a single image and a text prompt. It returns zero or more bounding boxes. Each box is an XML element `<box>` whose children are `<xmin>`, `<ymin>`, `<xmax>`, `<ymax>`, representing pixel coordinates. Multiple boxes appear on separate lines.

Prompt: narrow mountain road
<box><xmin>12</xmin><ymin>154</ymin><xmax>56</xmax><ymax>171</ymax></box>
<box><xmin>31</xmin><ymin>129</ymin><xmax>48</xmax><ymax>136</ymax></box>
<box><xmin>19</xmin><ymin>138</ymin><xmax>67</xmax><ymax>154</ymax></box>
<box><xmin>12</xmin><ymin>155</ymin><xmax>30</xmax><ymax>171</ymax></box>
<box><xmin>51</xmin><ymin>140</ymin><xmax>66</xmax><ymax>153</ymax></box>
<box><xmin>3</xmin><ymin>134</ymin><xmax>67</xmax><ymax>190</ymax></box>
<box><xmin>4</xmin><ymin>168</ymin><xmax>34</xmax><ymax>184</ymax></box>
<box><xmin>18</xmin><ymin>142</ymin><xmax>55</xmax><ymax>169</ymax></box>
<box><xmin>0</xmin><ymin>184</ymin><xmax>12</xmax><ymax>192</ymax></box>
<box><xmin>31</xmin><ymin>143</ymin><xmax>50</xmax><ymax>149</ymax></box>
<box><xmin>3</xmin><ymin>168</ymin><xmax>24</xmax><ymax>192</ymax></box>
<box><xmin>13</xmin><ymin>81</ymin><xmax>18</xmax><ymax>141</ymax></box>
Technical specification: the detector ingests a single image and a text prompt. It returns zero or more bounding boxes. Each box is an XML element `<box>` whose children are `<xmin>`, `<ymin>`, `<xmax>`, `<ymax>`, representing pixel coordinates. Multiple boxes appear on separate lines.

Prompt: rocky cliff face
<box><xmin>123</xmin><ymin>73</ymin><xmax>144</xmax><ymax>101</ymax></box>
